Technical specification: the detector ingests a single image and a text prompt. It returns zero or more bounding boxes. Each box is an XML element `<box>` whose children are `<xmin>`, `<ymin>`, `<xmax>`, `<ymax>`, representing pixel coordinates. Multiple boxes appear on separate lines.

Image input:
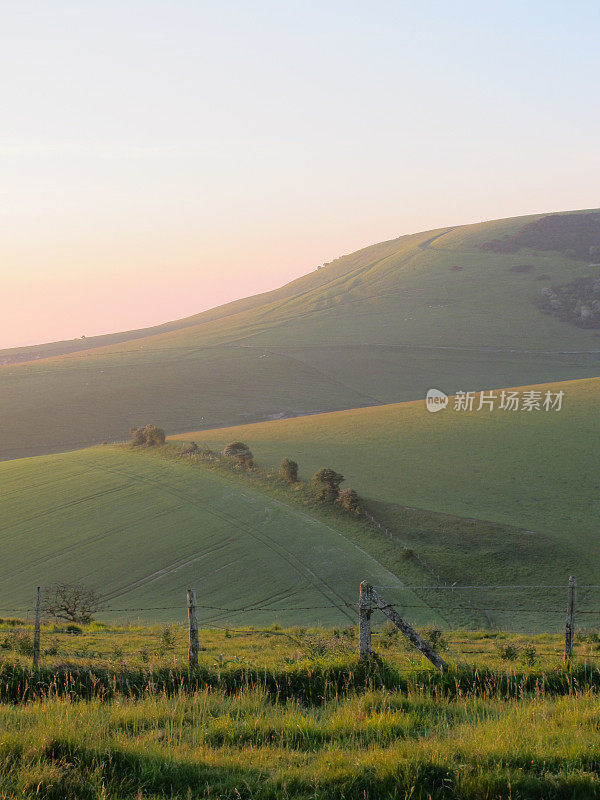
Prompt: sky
<box><xmin>1</xmin><ymin>0</ymin><xmax>599</xmax><ymax>349</ymax></box>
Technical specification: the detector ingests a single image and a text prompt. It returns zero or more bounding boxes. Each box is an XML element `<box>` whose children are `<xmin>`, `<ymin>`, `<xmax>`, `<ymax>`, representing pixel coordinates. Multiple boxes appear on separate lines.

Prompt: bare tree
<box><xmin>43</xmin><ymin>582</ymin><xmax>104</xmax><ymax>624</ymax></box>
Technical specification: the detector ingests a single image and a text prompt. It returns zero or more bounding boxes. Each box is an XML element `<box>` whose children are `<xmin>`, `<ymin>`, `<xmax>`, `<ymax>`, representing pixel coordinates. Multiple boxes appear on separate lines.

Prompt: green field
<box><xmin>1</xmin><ymin>209</ymin><xmax>599</xmax><ymax>632</ymax></box>
<box><xmin>2</xmin><ymin>209</ymin><xmax>599</xmax><ymax>461</ymax></box>
<box><xmin>175</xmin><ymin>375</ymin><xmax>599</xmax><ymax>627</ymax></box>
<box><xmin>1</xmin><ymin>370</ymin><xmax>597</xmax><ymax>632</ymax></box>
<box><xmin>3</xmin><ymin>620</ymin><xmax>600</xmax><ymax>799</ymax></box>
<box><xmin>0</xmin><ymin>445</ymin><xmax>427</xmax><ymax>627</ymax></box>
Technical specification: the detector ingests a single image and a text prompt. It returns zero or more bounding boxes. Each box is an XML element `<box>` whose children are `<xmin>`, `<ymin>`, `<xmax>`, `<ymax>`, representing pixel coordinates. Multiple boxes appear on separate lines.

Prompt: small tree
<box><xmin>222</xmin><ymin>441</ymin><xmax>254</xmax><ymax>468</ymax></box>
<box><xmin>311</xmin><ymin>468</ymin><xmax>344</xmax><ymax>503</ymax></box>
<box><xmin>42</xmin><ymin>582</ymin><xmax>104</xmax><ymax>624</ymax></box>
<box><xmin>130</xmin><ymin>426</ymin><xmax>146</xmax><ymax>446</ymax></box>
<box><xmin>336</xmin><ymin>488</ymin><xmax>361</xmax><ymax>515</ymax></box>
<box><xmin>144</xmin><ymin>425</ymin><xmax>166</xmax><ymax>446</ymax></box>
<box><xmin>130</xmin><ymin>424</ymin><xmax>166</xmax><ymax>447</ymax></box>
<box><xmin>280</xmin><ymin>458</ymin><xmax>298</xmax><ymax>482</ymax></box>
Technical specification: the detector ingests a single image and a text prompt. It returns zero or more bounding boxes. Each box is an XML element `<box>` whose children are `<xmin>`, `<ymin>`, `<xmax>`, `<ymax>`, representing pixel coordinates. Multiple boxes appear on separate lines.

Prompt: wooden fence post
<box><xmin>187</xmin><ymin>588</ymin><xmax>199</xmax><ymax>668</ymax></box>
<box><xmin>370</xmin><ymin>587</ymin><xmax>448</xmax><ymax>672</ymax></box>
<box><xmin>564</xmin><ymin>575</ymin><xmax>576</xmax><ymax>662</ymax></box>
<box><xmin>359</xmin><ymin>581</ymin><xmax>372</xmax><ymax>660</ymax></box>
<box><xmin>33</xmin><ymin>586</ymin><xmax>42</xmax><ymax>670</ymax></box>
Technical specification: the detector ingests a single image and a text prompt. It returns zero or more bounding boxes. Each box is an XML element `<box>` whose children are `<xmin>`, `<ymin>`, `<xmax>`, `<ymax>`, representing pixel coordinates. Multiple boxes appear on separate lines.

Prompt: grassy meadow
<box><xmin>3</xmin><ymin>620</ymin><xmax>600</xmax><ymax>798</ymax></box>
<box><xmin>6</xmin><ymin>689</ymin><xmax>600</xmax><ymax>799</ymax></box>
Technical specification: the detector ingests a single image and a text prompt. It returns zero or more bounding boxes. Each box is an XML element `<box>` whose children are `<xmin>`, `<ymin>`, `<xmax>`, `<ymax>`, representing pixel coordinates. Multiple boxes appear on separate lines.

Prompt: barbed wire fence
<box><xmin>0</xmin><ymin>576</ymin><xmax>596</xmax><ymax>670</ymax></box>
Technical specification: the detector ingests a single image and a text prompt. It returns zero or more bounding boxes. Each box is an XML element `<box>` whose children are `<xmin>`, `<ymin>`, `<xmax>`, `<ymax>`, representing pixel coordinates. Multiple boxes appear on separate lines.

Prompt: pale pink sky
<box><xmin>2</xmin><ymin>1</ymin><xmax>599</xmax><ymax>349</ymax></box>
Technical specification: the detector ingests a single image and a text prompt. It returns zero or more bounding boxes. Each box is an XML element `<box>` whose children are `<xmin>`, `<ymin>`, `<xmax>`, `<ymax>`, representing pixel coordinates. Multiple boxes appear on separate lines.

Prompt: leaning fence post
<box><xmin>33</xmin><ymin>586</ymin><xmax>42</xmax><ymax>670</ymax></box>
<box><xmin>564</xmin><ymin>575</ymin><xmax>577</xmax><ymax>662</ymax></box>
<box><xmin>359</xmin><ymin>581</ymin><xmax>372</xmax><ymax>660</ymax></box>
<box><xmin>370</xmin><ymin>588</ymin><xmax>448</xmax><ymax>672</ymax></box>
<box><xmin>187</xmin><ymin>588</ymin><xmax>199</xmax><ymax>668</ymax></box>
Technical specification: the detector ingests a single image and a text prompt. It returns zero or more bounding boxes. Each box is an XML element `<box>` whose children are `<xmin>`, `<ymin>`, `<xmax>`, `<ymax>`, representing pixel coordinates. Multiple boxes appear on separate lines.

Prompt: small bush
<box><xmin>180</xmin><ymin>441</ymin><xmax>199</xmax><ymax>456</ymax></box>
<box><xmin>296</xmin><ymin>632</ymin><xmax>354</xmax><ymax>658</ymax></box>
<box><xmin>44</xmin><ymin>640</ymin><xmax>59</xmax><ymax>656</ymax></box>
<box><xmin>520</xmin><ymin>642</ymin><xmax>538</xmax><ymax>667</ymax></box>
<box><xmin>129</xmin><ymin>425</ymin><xmax>146</xmax><ymax>446</ymax></box>
<box><xmin>159</xmin><ymin>626</ymin><xmax>176</xmax><ymax>654</ymax></box>
<box><xmin>130</xmin><ymin>424</ymin><xmax>166</xmax><ymax>447</ymax></box>
<box><xmin>222</xmin><ymin>441</ymin><xmax>254</xmax><ymax>468</ymax></box>
<box><xmin>111</xmin><ymin>644</ymin><xmax>124</xmax><ymax>661</ymax></box>
<box><xmin>496</xmin><ymin>642</ymin><xmax>519</xmax><ymax>661</ymax></box>
<box><xmin>87</xmin><ymin>621</ymin><xmax>108</xmax><ymax>632</ymax></box>
<box><xmin>65</xmin><ymin>624</ymin><xmax>83</xmax><ymax>635</ymax></box>
<box><xmin>1</xmin><ymin>630</ymin><xmax>34</xmax><ymax>656</ymax></box>
<box><xmin>575</xmin><ymin>627</ymin><xmax>600</xmax><ymax>644</ymax></box>
<box><xmin>311</xmin><ymin>468</ymin><xmax>344</xmax><ymax>503</ymax></box>
<box><xmin>336</xmin><ymin>488</ymin><xmax>361</xmax><ymax>515</ymax></box>
<box><xmin>280</xmin><ymin>458</ymin><xmax>298</xmax><ymax>482</ymax></box>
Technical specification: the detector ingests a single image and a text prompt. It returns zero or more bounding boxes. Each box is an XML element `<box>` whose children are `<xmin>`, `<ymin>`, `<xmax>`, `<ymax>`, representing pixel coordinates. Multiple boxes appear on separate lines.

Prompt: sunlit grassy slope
<box><xmin>0</xmin><ymin>446</ymin><xmax>420</xmax><ymax>626</ymax></box>
<box><xmin>2</xmin><ymin>210</ymin><xmax>600</xmax><ymax>460</ymax></box>
<box><xmin>1</xmin><ymin>376</ymin><xmax>597</xmax><ymax>631</ymax></box>
<box><xmin>176</xmin><ymin>375</ymin><xmax>600</xmax><ymax>618</ymax></box>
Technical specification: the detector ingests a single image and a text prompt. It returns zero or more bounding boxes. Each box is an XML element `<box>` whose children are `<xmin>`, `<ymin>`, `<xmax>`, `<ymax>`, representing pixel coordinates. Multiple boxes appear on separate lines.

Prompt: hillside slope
<box><xmin>2</xmin><ymin>209</ymin><xmax>600</xmax><ymax>460</ymax></box>
<box><xmin>0</xmin><ymin>446</ymin><xmax>419</xmax><ymax>626</ymax></box>
<box><xmin>175</xmin><ymin>375</ymin><xmax>600</xmax><ymax>628</ymax></box>
<box><xmin>1</xmin><ymin>375</ymin><xmax>596</xmax><ymax>631</ymax></box>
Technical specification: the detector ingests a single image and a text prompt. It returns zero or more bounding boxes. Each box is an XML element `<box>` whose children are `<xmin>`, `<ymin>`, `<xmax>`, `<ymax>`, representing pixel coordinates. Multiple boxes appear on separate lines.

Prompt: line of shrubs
<box><xmin>129</xmin><ymin>426</ymin><xmax>363</xmax><ymax>516</ymax></box>
<box><xmin>180</xmin><ymin>437</ymin><xmax>362</xmax><ymax>516</ymax></box>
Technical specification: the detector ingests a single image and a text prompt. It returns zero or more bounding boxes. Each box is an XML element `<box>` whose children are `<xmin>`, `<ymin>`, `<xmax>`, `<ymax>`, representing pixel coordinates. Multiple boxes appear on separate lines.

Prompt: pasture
<box><xmin>2</xmin><ymin>619</ymin><xmax>600</xmax><ymax>799</ymax></box>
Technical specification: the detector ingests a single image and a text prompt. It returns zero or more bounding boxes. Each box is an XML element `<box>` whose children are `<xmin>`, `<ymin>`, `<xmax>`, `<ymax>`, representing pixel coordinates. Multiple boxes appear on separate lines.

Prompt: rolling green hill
<box><xmin>1</xmin><ymin>375</ymin><xmax>596</xmax><ymax>631</ymax></box>
<box><xmin>175</xmin><ymin>375</ymin><xmax>600</xmax><ymax>628</ymax></box>
<box><xmin>0</xmin><ymin>445</ymin><xmax>425</xmax><ymax>626</ymax></box>
<box><xmin>2</xmin><ymin>209</ymin><xmax>600</xmax><ymax>461</ymax></box>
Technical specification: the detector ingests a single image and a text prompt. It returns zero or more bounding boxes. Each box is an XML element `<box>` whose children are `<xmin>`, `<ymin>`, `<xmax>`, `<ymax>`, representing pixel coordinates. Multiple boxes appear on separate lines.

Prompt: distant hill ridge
<box><xmin>1</xmin><ymin>208</ymin><xmax>599</xmax><ymax>461</ymax></box>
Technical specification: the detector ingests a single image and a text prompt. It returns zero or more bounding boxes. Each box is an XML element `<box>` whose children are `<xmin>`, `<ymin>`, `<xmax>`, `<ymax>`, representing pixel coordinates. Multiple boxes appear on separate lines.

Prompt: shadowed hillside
<box><xmin>2</xmin><ymin>209</ymin><xmax>599</xmax><ymax>461</ymax></box>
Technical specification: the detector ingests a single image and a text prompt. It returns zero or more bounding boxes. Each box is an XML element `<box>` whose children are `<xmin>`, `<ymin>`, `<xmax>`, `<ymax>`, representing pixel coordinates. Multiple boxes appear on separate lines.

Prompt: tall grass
<box><xmin>1</xmin><ymin>657</ymin><xmax>599</xmax><ymax>705</ymax></box>
<box><xmin>2</xmin><ymin>628</ymin><xmax>600</xmax><ymax>798</ymax></box>
<box><xmin>2</xmin><ymin>688</ymin><xmax>600</xmax><ymax>798</ymax></box>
